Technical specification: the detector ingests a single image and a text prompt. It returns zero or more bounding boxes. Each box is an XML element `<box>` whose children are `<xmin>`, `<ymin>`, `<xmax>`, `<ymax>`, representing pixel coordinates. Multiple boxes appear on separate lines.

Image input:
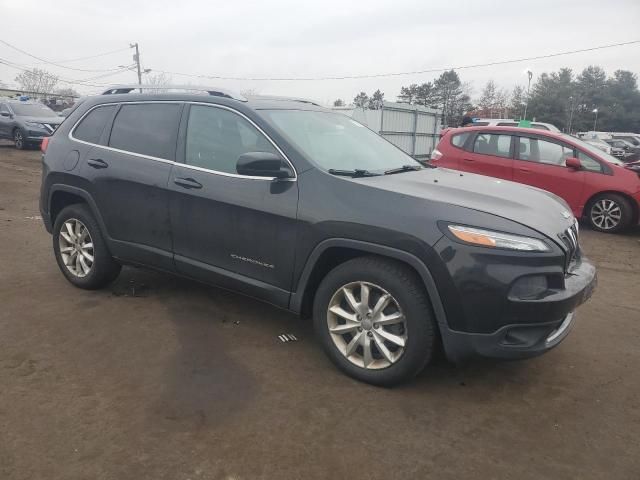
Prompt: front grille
<box><xmin>558</xmin><ymin>221</ymin><xmax>580</xmax><ymax>271</ymax></box>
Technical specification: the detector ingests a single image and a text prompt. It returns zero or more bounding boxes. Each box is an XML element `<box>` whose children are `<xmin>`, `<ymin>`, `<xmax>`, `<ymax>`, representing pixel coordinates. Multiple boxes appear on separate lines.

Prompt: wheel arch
<box><xmin>48</xmin><ymin>185</ymin><xmax>109</xmax><ymax>237</ymax></box>
<box><xmin>583</xmin><ymin>190</ymin><xmax>639</xmax><ymax>224</ymax></box>
<box><xmin>290</xmin><ymin>239</ymin><xmax>448</xmax><ymax>329</ymax></box>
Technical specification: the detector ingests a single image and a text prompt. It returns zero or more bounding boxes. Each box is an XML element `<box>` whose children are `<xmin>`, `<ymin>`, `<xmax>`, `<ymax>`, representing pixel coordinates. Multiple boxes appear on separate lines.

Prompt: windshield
<box><xmin>561</xmin><ymin>134</ymin><xmax>625</xmax><ymax>166</ymax></box>
<box><xmin>10</xmin><ymin>102</ymin><xmax>58</xmax><ymax>118</ymax></box>
<box><xmin>260</xmin><ymin>110</ymin><xmax>421</xmax><ymax>172</ymax></box>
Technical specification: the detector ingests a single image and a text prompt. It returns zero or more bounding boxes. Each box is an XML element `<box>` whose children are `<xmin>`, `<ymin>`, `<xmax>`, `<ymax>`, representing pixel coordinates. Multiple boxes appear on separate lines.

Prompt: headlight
<box><xmin>25</xmin><ymin>121</ymin><xmax>45</xmax><ymax>128</ymax></box>
<box><xmin>448</xmin><ymin>225</ymin><xmax>550</xmax><ymax>252</ymax></box>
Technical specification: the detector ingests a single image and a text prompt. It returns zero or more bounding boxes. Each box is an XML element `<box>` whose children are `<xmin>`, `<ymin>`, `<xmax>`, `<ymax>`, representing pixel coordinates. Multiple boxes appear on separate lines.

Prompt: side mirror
<box><xmin>566</xmin><ymin>157</ymin><xmax>582</xmax><ymax>170</ymax></box>
<box><xmin>0</xmin><ymin>111</ymin><xmax>10</xmax><ymax>117</ymax></box>
<box><xmin>236</xmin><ymin>152</ymin><xmax>293</xmax><ymax>179</ymax></box>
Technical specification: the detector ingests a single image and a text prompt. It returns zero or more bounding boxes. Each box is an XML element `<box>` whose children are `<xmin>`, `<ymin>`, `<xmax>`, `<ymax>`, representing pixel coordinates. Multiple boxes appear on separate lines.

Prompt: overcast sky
<box><xmin>1</xmin><ymin>0</ymin><xmax>639</xmax><ymax>104</ymax></box>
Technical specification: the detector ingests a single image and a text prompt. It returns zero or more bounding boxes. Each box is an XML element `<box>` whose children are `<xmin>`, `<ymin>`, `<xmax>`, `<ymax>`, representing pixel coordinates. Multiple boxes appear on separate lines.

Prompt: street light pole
<box><xmin>523</xmin><ymin>69</ymin><xmax>533</xmax><ymax>120</ymax></box>
<box><xmin>593</xmin><ymin>108</ymin><xmax>598</xmax><ymax>131</ymax></box>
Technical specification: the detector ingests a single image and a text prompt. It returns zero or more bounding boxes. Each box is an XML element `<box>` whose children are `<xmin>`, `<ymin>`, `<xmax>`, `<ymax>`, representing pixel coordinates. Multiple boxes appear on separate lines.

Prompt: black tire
<box><xmin>13</xmin><ymin>129</ymin><xmax>25</xmax><ymax>150</ymax></box>
<box><xmin>586</xmin><ymin>193</ymin><xmax>633</xmax><ymax>233</ymax></box>
<box><xmin>52</xmin><ymin>204</ymin><xmax>121</xmax><ymax>289</ymax></box>
<box><xmin>313</xmin><ymin>256</ymin><xmax>436</xmax><ymax>387</ymax></box>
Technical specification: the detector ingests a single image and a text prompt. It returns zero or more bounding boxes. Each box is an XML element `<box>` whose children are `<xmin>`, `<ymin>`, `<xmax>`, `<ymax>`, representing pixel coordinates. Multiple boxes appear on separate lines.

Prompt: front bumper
<box><xmin>439</xmin><ymin>258</ymin><xmax>597</xmax><ymax>362</ymax></box>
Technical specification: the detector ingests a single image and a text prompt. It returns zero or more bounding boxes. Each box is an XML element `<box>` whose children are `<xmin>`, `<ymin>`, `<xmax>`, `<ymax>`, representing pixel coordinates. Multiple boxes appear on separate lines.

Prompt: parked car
<box><xmin>39</xmin><ymin>85</ymin><xmax>596</xmax><ymax>386</ymax></box>
<box><xmin>583</xmin><ymin>137</ymin><xmax>617</xmax><ymax>156</ymax></box>
<box><xmin>609</xmin><ymin>133</ymin><xmax>640</xmax><ymax>147</ymax></box>
<box><xmin>604</xmin><ymin>138</ymin><xmax>640</xmax><ymax>162</ymax></box>
<box><xmin>471</xmin><ymin>118</ymin><xmax>560</xmax><ymax>132</ymax></box>
<box><xmin>0</xmin><ymin>98</ymin><xmax>63</xmax><ymax>149</ymax></box>
<box><xmin>431</xmin><ymin>126</ymin><xmax>640</xmax><ymax>233</ymax></box>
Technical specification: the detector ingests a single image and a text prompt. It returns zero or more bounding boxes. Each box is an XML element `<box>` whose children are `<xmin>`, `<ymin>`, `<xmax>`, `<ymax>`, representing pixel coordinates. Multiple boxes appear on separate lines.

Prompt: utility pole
<box><xmin>592</xmin><ymin>108</ymin><xmax>598</xmax><ymax>131</ymax></box>
<box><xmin>130</xmin><ymin>43</ymin><xmax>142</xmax><ymax>92</ymax></box>
<box><xmin>567</xmin><ymin>96</ymin><xmax>575</xmax><ymax>134</ymax></box>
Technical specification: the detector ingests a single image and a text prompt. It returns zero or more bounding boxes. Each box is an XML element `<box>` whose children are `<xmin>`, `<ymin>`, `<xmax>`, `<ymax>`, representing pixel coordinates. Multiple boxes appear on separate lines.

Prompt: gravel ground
<box><xmin>1</xmin><ymin>143</ymin><xmax>639</xmax><ymax>480</ymax></box>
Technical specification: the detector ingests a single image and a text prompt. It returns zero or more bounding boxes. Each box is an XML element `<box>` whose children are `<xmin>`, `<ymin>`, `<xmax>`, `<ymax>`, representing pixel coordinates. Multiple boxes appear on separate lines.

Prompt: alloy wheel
<box><xmin>591</xmin><ymin>199</ymin><xmax>622</xmax><ymax>230</ymax></box>
<box><xmin>327</xmin><ymin>281</ymin><xmax>407</xmax><ymax>370</ymax></box>
<box><xmin>58</xmin><ymin>218</ymin><xmax>94</xmax><ymax>277</ymax></box>
<box><xmin>14</xmin><ymin>130</ymin><xmax>23</xmax><ymax>149</ymax></box>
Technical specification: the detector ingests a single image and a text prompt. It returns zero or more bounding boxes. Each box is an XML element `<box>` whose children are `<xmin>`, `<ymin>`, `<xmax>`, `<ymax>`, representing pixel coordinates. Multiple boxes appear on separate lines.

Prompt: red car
<box><xmin>432</xmin><ymin>126</ymin><xmax>640</xmax><ymax>233</ymax></box>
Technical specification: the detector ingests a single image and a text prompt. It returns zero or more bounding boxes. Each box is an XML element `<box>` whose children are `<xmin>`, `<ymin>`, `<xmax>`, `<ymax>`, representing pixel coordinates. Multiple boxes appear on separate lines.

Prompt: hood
<box><xmin>359</xmin><ymin>168</ymin><xmax>575</xmax><ymax>239</ymax></box>
<box><xmin>20</xmin><ymin>115</ymin><xmax>63</xmax><ymax>125</ymax></box>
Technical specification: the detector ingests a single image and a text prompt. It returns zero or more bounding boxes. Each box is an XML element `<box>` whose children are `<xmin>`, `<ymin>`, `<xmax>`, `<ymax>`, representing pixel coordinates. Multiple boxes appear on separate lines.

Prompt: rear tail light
<box><xmin>431</xmin><ymin>148</ymin><xmax>443</xmax><ymax>161</ymax></box>
<box><xmin>41</xmin><ymin>136</ymin><xmax>50</xmax><ymax>153</ymax></box>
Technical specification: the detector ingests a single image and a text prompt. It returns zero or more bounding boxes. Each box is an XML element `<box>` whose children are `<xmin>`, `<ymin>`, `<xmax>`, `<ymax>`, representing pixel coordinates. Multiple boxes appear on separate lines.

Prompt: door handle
<box><xmin>87</xmin><ymin>158</ymin><xmax>108</xmax><ymax>169</ymax></box>
<box><xmin>463</xmin><ymin>158</ymin><xmax>474</xmax><ymax>162</ymax></box>
<box><xmin>174</xmin><ymin>177</ymin><xmax>203</xmax><ymax>189</ymax></box>
<box><xmin>518</xmin><ymin>167</ymin><xmax>531</xmax><ymax>173</ymax></box>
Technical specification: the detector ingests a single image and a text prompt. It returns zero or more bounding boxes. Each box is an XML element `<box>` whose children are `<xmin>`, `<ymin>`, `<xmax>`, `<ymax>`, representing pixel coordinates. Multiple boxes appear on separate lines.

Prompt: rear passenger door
<box><xmin>77</xmin><ymin>101</ymin><xmax>182</xmax><ymax>270</ymax></box>
<box><xmin>512</xmin><ymin>135</ymin><xmax>584</xmax><ymax>210</ymax></box>
<box><xmin>460</xmin><ymin>132</ymin><xmax>514</xmax><ymax>180</ymax></box>
<box><xmin>169</xmin><ymin>103</ymin><xmax>299</xmax><ymax>307</ymax></box>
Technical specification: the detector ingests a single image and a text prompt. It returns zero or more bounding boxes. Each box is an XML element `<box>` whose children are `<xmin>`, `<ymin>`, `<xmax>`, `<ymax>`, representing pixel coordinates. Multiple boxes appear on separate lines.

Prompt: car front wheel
<box><xmin>313</xmin><ymin>256</ymin><xmax>436</xmax><ymax>386</ymax></box>
<box><xmin>587</xmin><ymin>193</ymin><xmax>633</xmax><ymax>233</ymax></box>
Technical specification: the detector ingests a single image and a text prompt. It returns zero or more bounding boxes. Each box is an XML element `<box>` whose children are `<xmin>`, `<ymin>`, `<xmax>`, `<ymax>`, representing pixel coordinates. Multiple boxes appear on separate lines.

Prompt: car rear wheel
<box><xmin>13</xmin><ymin>129</ymin><xmax>25</xmax><ymax>150</ymax></box>
<box><xmin>587</xmin><ymin>193</ymin><xmax>633</xmax><ymax>233</ymax></box>
<box><xmin>53</xmin><ymin>204</ymin><xmax>121</xmax><ymax>289</ymax></box>
<box><xmin>313</xmin><ymin>256</ymin><xmax>436</xmax><ymax>386</ymax></box>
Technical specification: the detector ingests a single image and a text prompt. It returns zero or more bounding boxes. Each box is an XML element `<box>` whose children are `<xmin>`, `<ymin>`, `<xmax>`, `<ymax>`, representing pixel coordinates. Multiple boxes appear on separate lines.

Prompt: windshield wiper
<box><xmin>384</xmin><ymin>164</ymin><xmax>424</xmax><ymax>175</ymax></box>
<box><xmin>328</xmin><ymin>169</ymin><xmax>381</xmax><ymax>177</ymax></box>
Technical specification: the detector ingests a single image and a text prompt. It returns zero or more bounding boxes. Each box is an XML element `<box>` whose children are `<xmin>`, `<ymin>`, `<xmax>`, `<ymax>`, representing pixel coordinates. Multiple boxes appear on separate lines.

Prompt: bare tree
<box><xmin>477</xmin><ymin>80</ymin><xmax>497</xmax><ymax>117</ymax></box>
<box><xmin>14</xmin><ymin>68</ymin><xmax>59</xmax><ymax>99</ymax></box>
<box><xmin>240</xmin><ymin>88</ymin><xmax>260</xmax><ymax>97</ymax></box>
<box><xmin>494</xmin><ymin>88</ymin><xmax>510</xmax><ymax>118</ymax></box>
<box><xmin>143</xmin><ymin>72</ymin><xmax>172</xmax><ymax>93</ymax></box>
<box><xmin>333</xmin><ymin>98</ymin><xmax>345</xmax><ymax>107</ymax></box>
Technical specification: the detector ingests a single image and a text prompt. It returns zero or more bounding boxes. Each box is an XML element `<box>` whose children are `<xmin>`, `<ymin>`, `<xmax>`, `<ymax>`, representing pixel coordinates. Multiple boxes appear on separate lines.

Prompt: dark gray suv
<box><xmin>0</xmin><ymin>98</ymin><xmax>62</xmax><ymax>149</ymax></box>
<box><xmin>39</xmin><ymin>85</ymin><xmax>597</xmax><ymax>386</ymax></box>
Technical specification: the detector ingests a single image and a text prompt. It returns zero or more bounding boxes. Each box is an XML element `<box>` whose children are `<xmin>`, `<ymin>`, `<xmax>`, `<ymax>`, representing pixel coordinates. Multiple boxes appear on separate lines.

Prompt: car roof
<box><xmin>446</xmin><ymin>125</ymin><xmax>567</xmax><ymax>139</ymax></box>
<box><xmin>81</xmin><ymin>92</ymin><xmax>329</xmax><ymax>113</ymax></box>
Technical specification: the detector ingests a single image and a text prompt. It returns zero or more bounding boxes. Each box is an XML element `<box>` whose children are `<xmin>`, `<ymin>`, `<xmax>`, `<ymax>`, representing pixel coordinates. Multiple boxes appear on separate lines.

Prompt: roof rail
<box><xmin>100</xmin><ymin>84</ymin><xmax>247</xmax><ymax>102</ymax></box>
<box><xmin>247</xmin><ymin>94</ymin><xmax>322</xmax><ymax>107</ymax></box>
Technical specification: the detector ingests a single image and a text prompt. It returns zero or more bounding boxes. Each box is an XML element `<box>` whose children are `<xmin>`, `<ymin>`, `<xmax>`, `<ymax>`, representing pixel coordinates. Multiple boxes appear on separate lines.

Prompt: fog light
<box><xmin>509</xmin><ymin>275</ymin><xmax>548</xmax><ymax>300</ymax></box>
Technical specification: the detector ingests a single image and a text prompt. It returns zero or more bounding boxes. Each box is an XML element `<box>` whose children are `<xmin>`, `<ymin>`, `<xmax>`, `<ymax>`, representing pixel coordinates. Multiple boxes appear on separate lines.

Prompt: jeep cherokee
<box><xmin>39</xmin><ymin>85</ymin><xmax>597</xmax><ymax>386</ymax></box>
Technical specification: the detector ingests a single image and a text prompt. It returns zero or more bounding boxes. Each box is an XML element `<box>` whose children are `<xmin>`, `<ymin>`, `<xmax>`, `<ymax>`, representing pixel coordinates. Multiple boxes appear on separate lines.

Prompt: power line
<box><xmin>0</xmin><ymin>57</ymin><xmax>114</xmax><ymax>88</ymax></box>
<box><xmin>0</xmin><ymin>39</ymin><xmax>126</xmax><ymax>73</ymax></box>
<box><xmin>153</xmin><ymin>39</ymin><xmax>640</xmax><ymax>81</ymax></box>
<box><xmin>30</xmin><ymin>47</ymin><xmax>131</xmax><ymax>65</ymax></box>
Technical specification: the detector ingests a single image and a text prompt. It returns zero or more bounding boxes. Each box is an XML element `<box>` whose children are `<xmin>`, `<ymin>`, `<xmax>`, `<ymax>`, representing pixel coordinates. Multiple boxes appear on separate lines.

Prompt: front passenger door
<box><xmin>512</xmin><ymin>135</ymin><xmax>584</xmax><ymax>211</ymax></box>
<box><xmin>169</xmin><ymin>104</ymin><xmax>299</xmax><ymax>307</ymax></box>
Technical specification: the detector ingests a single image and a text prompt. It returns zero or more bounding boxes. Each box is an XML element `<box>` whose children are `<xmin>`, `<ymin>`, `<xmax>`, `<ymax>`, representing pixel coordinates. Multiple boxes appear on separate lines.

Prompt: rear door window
<box><xmin>108</xmin><ymin>103</ymin><xmax>181</xmax><ymax>159</ymax></box>
<box><xmin>73</xmin><ymin>105</ymin><xmax>116</xmax><ymax>144</ymax></box>
<box><xmin>473</xmin><ymin>133</ymin><xmax>513</xmax><ymax>158</ymax></box>
<box><xmin>517</xmin><ymin>137</ymin><xmax>573</xmax><ymax>165</ymax></box>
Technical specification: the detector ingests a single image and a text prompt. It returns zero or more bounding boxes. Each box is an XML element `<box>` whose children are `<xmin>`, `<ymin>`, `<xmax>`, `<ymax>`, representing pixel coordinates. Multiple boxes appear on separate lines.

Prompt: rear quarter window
<box><xmin>450</xmin><ymin>132</ymin><xmax>470</xmax><ymax>150</ymax></box>
<box><xmin>72</xmin><ymin>105</ymin><xmax>116</xmax><ymax>144</ymax></box>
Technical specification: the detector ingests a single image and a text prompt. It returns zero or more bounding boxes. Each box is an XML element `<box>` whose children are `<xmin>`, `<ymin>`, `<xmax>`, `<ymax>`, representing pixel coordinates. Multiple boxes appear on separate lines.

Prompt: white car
<box><xmin>471</xmin><ymin>118</ymin><xmax>560</xmax><ymax>132</ymax></box>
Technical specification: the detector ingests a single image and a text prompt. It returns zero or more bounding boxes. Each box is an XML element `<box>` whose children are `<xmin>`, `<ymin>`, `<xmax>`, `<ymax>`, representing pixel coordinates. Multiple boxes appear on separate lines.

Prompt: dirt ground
<box><xmin>1</xmin><ymin>143</ymin><xmax>639</xmax><ymax>480</ymax></box>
